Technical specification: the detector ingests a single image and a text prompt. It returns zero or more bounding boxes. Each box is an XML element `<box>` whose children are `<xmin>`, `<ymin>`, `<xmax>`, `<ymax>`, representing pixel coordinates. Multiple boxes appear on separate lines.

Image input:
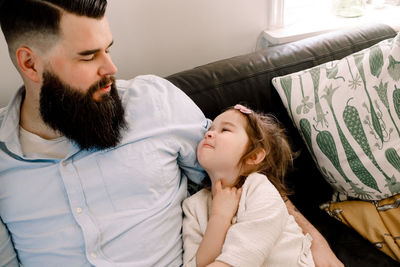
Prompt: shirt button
<box><xmin>76</xmin><ymin>207</ymin><xmax>83</xmax><ymax>214</ymax></box>
<box><xmin>90</xmin><ymin>252</ymin><xmax>97</xmax><ymax>259</ymax></box>
<box><xmin>62</xmin><ymin>161</ymin><xmax>67</xmax><ymax>166</ymax></box>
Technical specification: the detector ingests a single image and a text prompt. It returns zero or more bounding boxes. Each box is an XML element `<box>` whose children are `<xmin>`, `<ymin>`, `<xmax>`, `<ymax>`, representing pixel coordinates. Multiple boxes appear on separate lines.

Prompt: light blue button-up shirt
<box><xmin>0</xmin><ymin>75</ymin><xmax>210</xmax><ymax>266</ymax></box>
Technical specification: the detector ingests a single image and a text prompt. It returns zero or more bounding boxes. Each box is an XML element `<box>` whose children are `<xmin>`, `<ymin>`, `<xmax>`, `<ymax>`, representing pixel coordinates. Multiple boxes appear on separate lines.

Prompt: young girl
<box><xmin>182</xmin><ymin>104</ymin><xmax>314</xmax><ymax>267</ymax></box>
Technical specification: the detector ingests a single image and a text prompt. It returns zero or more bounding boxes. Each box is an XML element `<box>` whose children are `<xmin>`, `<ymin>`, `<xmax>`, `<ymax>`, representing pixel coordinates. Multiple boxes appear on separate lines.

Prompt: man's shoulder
<box><xmin>116</xmin><ymin>74</ymin><xmax>207</xmax><ymax>125</ymax></box>
<box><xmin>116</xmin><ymin>75</ymin><xmax>190</xmax><ymax>106</ymax></box>
<box><xmin>116</xmin><ymin>75</ymin><xmax>175</xmax><ymax>93</ymax></box>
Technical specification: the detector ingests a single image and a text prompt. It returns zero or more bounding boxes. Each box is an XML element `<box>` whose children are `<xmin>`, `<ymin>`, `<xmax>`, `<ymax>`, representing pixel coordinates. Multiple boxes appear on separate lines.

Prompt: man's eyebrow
<box><xmin>77</xmin><ymin>40</ymin><xmax>114</xmax><ymax>56</ymax></box>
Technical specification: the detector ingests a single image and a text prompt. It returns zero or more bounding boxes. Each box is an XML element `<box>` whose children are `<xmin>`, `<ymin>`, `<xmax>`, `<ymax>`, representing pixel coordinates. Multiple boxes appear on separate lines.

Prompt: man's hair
<box><xmin>0</xmin><ymin>0</ymin><xmax>108</xmax><ymax>64</ymax></box>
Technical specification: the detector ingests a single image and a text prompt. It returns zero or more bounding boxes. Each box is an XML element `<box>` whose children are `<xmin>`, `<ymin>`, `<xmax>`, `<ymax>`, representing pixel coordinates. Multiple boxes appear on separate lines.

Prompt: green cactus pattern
<box><xmin>388</xmin><ymin>55</ymin><xmax>400</xmax><ymax>81</ymax></box>
<box><xmin>373</xmin><ymin>81</ymin><xmax>400</xmax><ymax>137</ymax></box>
<box><xmin>384</xmin><ymin>147</ymin><xmax>400</xmax><ymax>195</ymax></box>
<box><xmin>315</xmin><ymin>130</ymin><xmax>350</xmax><ymax>183</ymax></box>
<box><xmin>369</xmin><ymin>45</ymin><xmax>384</xmax><ymax>78</ymax></box>
<box><xmin>299</xmin><ymin>118</ymin><xmax>318</xmax><ymax>162</ymax></box>
<box><xmin>320</xmin><ymin>166</ymin><xmax>338</xmax><ymax>185</ymax></box>
<box><xmin>343</xmin><ymin>99</ymin><xmax>392</xmax><ymax>181</ymax></box>
<box><xmin>280</xmin><ymin>76</ymin><xmax>294</xmax><ymax>121</ymax></box>
<box><xmin>394</xmin><ymin>85</ymin><xmax>400</xmax><ymax>121</ymax></box>
<box><xmin>347</xmin><ymin>181</ymin><xmax>374</xmax><ymax>199</ymax></box>
<box><xmin>321</xmin><ymin>84</ymin><xmax>380</xmax><ymax>192</ymax></box>
<box><xmin>315</xmin><ymin>129</ymin><xmax>375</xmax><ymax>199</ymax></box>
<box><xmin>354</xmin><ymin>53</ymin><xmax>385</xmax><ymax>146</ymax></box>
<box><xmin>346</xmin><ymin>58</ymin><xmax>362</xmax><ymax>90</ymax></box>
<box><xmin>310</xmin><ymin>67</ymin><xmax>328</xmax><ymax>128</ymax></box>
<box><xmin>385</xmin><ymin>148</ymin><xmax>400</xmax><ymax>173</ymax></box>
<box><xmin>296</xmin><ymin>76</ymin><xmax>313</xmax><ymax>115</ymax></box>
<box><xmin>373</xmin><ymin>81</ymin><xmax>389</xmax><ymax>109</ymax></box>
<box><xmin>325</xmin><ymin>62</ymin><xmax>345</xmax><ymax>81</ymax></box>
<box><xmin>384</xmin><ymin>175</ymin><xmax>400</xmax><ymax>196</ymax></box>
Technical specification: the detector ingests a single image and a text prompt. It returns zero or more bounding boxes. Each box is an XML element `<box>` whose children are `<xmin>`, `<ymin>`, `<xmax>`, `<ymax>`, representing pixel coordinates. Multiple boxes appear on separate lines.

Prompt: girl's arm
<box><xmin>206</xmin><ymin>261</ymin><xmax>232</xmax><ymax>267</ymax></box>
<box><xmin>215</xmin><ymin>174</ymin><xmax>287</xmax><ymax>266</ymax></box>
<box><xmin>196</xmin><ymin>180</ymin><xmax>241</xmax><ymax>267</ymax></box>
<box><xmin>285</xmin><ymin>199</ymin><xmax>344</xmax><ymax>267</ymax></box>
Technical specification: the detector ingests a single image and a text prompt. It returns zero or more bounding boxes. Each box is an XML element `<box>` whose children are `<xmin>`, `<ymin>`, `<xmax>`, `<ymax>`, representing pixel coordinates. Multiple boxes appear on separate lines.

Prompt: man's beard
<box><xmin>39</xmin><ymin>71</ymin><xmax>127</xmax><ymax>150</ymax></box>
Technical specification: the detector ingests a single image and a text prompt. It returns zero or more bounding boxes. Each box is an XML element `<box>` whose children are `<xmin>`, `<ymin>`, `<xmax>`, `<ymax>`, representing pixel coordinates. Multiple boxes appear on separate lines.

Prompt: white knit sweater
<box><xmin>182</xmin><ymin>172</ymin><xmax>314</xmax><ymax>267</ymax></box>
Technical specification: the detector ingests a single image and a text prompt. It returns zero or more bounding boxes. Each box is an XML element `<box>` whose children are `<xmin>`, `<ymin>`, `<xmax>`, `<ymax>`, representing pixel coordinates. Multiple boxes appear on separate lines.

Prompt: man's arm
<box><xmin>285</xmin><ymin>199</ymin><xmax>344</xmax><ymax>267</ymax></box>
<box><xmin>0</xmin><ymin>218</ymin><xmax>19</xmax><ymax>267</ymax></box>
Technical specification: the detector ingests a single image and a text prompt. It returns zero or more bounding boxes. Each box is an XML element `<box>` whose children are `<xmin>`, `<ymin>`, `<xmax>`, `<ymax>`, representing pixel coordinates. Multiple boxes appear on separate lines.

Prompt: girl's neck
<box><xmin>207</xmin><ymin>169</ymin><xmax>240</xmax><ymax>195</ymax></box>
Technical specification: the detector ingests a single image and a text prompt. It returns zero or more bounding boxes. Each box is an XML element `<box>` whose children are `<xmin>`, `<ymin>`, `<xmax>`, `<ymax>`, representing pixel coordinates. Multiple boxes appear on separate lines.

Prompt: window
<box><xmin>261</xmin><ymin>0</ymin><xmax>400</xmax><ymax>47</ymax></box>
<box><xmin>284</xmin><ymin>0</ymin><xmax>331</xmax><ymax>27</ymax></box>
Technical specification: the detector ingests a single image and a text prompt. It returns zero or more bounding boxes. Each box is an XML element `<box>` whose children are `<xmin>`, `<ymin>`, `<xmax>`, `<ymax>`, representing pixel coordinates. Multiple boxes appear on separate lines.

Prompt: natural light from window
<box><xmin>261</xmin><ymin>0</ymin><xmax>400</xmax><ymax>47</ymax></box>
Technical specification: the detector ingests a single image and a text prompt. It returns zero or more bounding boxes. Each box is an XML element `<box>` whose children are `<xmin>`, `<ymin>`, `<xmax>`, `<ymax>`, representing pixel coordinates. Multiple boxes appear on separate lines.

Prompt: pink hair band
<box><xmin>234</xmin><ymin>104</ymin><xmax>252</xmax><ymax>114</ymax></box>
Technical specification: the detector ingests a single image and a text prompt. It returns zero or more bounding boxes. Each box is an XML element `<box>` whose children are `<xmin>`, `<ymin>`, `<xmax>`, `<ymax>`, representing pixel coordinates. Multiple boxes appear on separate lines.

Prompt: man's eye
<box><xmin>81</xmin><ymin>57</ymin><xmax>94</xmax><ymax>62</ymax></box>
<box><xmin>222</xmin><ymin>128</ymin><xmax>230</xmax><ymax>132</ymax></box>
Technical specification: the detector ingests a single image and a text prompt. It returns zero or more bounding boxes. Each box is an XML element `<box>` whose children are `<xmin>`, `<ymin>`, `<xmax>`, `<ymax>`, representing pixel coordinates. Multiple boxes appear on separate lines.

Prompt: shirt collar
<box><xmin>0</xmin><ymin>87</ymin><xmax>81</xmax><ymax>159</ymax></box>
<box><xmin>0</xmin><ymin>86</ymin><xmax>25</xmax><ymax>155</ymax></box>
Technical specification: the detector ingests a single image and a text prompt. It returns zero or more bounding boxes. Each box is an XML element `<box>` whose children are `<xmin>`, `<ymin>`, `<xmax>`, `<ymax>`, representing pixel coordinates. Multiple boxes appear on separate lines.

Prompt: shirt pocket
<box><xmin>95</xmin><ymin>141</ymin><xmax>166</xmax><ymax>211</ymax></box>
<box><xmin>298</xmin><ymin>233</ymin><xmax>315</xmax><ymax>267</ymax></box>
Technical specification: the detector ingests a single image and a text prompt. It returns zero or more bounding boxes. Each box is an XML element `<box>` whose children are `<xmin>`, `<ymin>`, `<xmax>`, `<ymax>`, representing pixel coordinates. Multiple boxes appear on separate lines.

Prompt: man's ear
<box><xmin>16</xmin><ymin>46</ymin><xmax>42</xmax><ymax>83</ymax></box>
<box><xmin>245</xmin><ymin>148</ymin><xmax>266</xmax><ymax>166</ymax></box>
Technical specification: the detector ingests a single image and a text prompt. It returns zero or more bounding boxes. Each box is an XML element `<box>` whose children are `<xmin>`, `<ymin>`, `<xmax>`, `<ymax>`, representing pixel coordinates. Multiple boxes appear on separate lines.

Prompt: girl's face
<box><xmin>197</xmin><ymin>110</ymin><xmax>250</xmax><ymax>187</ymax></box>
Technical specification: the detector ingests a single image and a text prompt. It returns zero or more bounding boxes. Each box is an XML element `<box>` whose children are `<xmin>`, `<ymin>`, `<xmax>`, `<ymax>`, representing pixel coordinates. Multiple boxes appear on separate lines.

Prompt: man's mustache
<box><xmin>88</xmin><ymin>76</ymin><xmax>115</xmax><ymax>96</ymax></box>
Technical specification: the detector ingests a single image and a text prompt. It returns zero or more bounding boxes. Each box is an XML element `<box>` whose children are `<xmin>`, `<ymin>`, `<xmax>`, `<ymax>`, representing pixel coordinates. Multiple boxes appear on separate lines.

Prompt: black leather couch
<box><xmin>167</xmin><ymin>24</ymin><xmax>400</xmax><ymax>266</ymax></box>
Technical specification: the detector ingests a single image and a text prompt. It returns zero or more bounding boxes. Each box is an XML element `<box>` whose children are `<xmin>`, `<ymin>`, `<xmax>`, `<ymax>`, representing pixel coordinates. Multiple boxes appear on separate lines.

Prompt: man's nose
<box><xmin>98</xmin><ymin>53</ymin><xmax>118</xmax><ymax>76</ymax></box>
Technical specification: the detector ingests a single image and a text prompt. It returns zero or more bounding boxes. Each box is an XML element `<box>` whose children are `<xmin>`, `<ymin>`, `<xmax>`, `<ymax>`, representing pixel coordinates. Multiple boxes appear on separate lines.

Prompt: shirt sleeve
<box><xmin>117</xmin><ymin>75</ymin><xmax>211</xmax><ymax>184</ymax></box>
<box><xmin>0</xmin><ymin>218</ymin><xmax>19</xmax><ymax>267</ymax></box>
<box><xmin>216</xmin><ymin>173</ymin><xmax>288</xmax><ymax>267</ymax></box>
<box><xmin>168</xmin><ymin>83</ymin><xmax>211</xmax><ymax>185</ymax></box>
<box><xmin>149</xmin><ymin>76</ymin><xmax>211</xmax><ymax>184</ymax></box>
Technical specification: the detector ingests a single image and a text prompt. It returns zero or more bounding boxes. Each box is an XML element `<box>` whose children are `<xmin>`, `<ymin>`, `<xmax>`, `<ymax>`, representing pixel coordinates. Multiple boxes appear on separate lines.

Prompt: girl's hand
<box><xmin>211</xmin><ymin>180</ymin><xmax>242</xmax><ymax>222</ymax></box>
<box><xmin>195</xmin><ymin>181</ymin><xmax>242</xmax><ymax>267</ymax></box>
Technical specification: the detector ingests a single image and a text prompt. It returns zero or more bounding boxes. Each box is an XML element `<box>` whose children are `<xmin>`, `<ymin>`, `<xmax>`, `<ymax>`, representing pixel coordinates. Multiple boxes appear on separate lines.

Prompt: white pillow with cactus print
<box><xmin>272</xmin><ymin>32</ymin><xmax>400</xmax><ymax>201</ymax></box>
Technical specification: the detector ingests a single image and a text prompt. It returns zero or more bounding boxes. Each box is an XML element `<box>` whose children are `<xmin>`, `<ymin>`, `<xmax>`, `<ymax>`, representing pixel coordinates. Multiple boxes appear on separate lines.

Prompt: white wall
<box><xmin>0</xmin><ymin>36</ymin><xmax>22</xmax><ymax>108</ymax></box>
<box><xmin>0</xmin><ymin>0</ymin><xmax>267</xmax><ymax>107</ymax></box>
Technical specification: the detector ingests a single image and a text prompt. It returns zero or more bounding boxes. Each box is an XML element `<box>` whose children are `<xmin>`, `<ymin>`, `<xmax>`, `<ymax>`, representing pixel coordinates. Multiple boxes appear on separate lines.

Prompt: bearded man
<box><xmin>0</xmin><ymin>1</ymin><xmax>207</xmax><ymax>265</ymax></box>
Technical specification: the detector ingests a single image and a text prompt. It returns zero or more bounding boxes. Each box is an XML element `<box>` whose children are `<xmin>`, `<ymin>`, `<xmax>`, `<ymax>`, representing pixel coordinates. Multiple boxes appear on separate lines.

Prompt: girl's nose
<box><xmin>205</xmin><ymin>131</ymin><xmax>214</xmax><ymax>139</ymax></box>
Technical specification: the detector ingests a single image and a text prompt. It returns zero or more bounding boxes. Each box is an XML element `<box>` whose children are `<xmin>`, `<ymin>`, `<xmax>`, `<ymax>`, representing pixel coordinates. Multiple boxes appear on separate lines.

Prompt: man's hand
<box><xmin>211</xmin><ymin>180</ymin><xmax>242</xmax><ymax>221</ymax></box>
<box><xmin>310</xmin><ymin>233</ymin><xmax>344</xmax><ymax>267</ymax></box>
<box><xmin>285</xmin><ymin>199</ymin><xmax>344</xmax><ymax>267</ymax></box>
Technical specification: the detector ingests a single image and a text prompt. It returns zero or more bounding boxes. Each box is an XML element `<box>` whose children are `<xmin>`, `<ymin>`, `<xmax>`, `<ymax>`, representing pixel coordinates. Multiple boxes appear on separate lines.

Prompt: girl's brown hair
<box><xmin>232</xmin><ymin>105</ymin><xmax>294</xmax><ymax>196</ymax></box>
